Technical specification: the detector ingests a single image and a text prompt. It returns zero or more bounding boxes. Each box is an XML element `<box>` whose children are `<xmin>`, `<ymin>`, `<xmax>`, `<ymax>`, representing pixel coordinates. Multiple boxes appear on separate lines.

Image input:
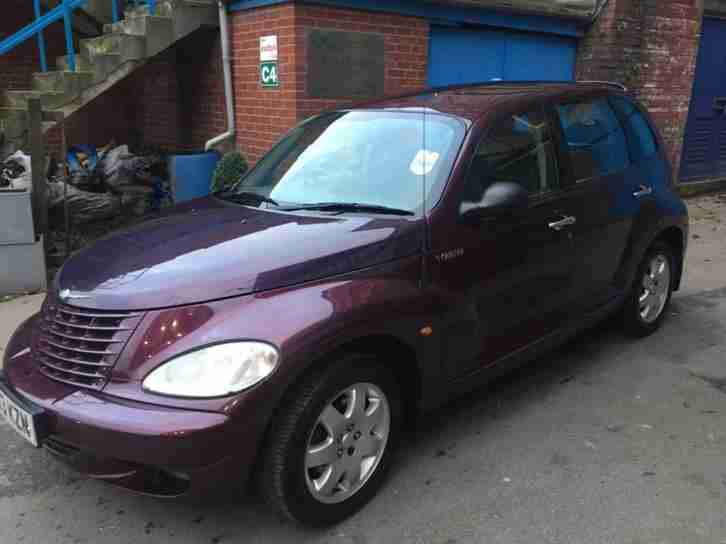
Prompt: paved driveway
<box><xmin>2</xmin><ymin>194</ymin><xmax>726</xmax><ymax>544</ymax></box>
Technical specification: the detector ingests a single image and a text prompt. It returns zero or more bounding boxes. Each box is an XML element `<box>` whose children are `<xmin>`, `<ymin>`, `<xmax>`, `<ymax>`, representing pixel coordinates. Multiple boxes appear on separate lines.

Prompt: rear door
<box><xmin>551</xmin><ymin>96</ymin><xmax>638</xmax><ymax>310</ymax></box>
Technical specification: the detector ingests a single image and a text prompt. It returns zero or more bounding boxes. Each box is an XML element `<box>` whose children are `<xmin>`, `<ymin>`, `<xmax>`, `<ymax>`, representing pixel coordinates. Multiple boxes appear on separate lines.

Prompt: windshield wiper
<box><xmin>216</xmin><ymin>191</ymin><xmax>279</xmax><ymax>207</ymax></box>
<box><xmin>278</xmin><ymin>202</ymin><xmax>415</xmax><ymax>216</ymax></box>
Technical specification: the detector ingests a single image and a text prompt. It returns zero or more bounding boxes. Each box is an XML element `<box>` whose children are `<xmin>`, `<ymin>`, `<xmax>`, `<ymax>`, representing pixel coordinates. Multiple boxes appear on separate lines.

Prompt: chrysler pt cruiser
<box><xmin>1</xmin><ymin>82</ymin><xmax>688</xmax><ymax>526</ymax></box>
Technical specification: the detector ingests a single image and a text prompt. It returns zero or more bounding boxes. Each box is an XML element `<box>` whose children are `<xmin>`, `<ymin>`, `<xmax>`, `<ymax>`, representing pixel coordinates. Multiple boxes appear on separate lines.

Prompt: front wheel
<box><xmin>261</xmin><ymin>355</ymin><xmax>402</xmax><ymax>526</ymax></box>
<box><xmin>623</xmin><ymin>241</ymin><xmax>674</xmax><ymax>337</ymax></box>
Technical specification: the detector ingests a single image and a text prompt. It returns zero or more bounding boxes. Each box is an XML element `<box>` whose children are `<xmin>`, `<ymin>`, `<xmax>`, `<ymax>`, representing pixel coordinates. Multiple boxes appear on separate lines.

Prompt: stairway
<box><xmin>0</xmin><ymin>0</ymin><xmax>217</xmax><ymax>152</ymax></box>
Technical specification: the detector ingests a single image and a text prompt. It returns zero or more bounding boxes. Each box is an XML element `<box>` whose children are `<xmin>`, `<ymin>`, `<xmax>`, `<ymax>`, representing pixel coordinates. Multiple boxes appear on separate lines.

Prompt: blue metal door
<box><xmin>681</xmin><ymin>18</ymin><xmax>726</xmax><ymax>182</ymax></box>
<box><xmin>427</xmin><ymin>26</ymin><xmax>576</xmax><ymax>87</ymax></box>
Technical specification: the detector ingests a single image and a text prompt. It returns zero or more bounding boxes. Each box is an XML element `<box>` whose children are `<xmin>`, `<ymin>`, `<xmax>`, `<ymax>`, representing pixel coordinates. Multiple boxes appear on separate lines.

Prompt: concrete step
<box><xmin>32</xmin><ymin>71</ymin><xmax>95</xmax><ymax>97</ymax></box>
<box><xmin>56</xmin><ymin>53</ymin><xmax>122</xmax><ymax>84</ymax></box>
<box><xmin>170</xmin><ymin>1</ymin><xmax>218</xmax><ymax>40</ymax></box>
<box><xmin>124</xmin><ymin>1</ymin><xmax>174</xmax><ymax>20</ymax></box>
<box><xmin>124</xmin><ymin>0</ymin><xmax>217</xmax><ymax>40</ymax></box>
<box><xmin>0</xmin><ymin>108</ymin><xmax>28</xmax><ymax>120</ymax></box>
<box><xmin>3</xmin><ymin>90</ymin><xmax>71</xmax><ymax>110</ymax></box>
<box><xmin>103</xmin><ymin>15</ymin><xmax>175</xmax><ymax>57</ymax></box>
<box><xmin>80</xmin><ymin>34</ymin><xmax>146</xmax><ymax>62</ymax></box>
<box><xmin>0</xmin><ymin>109</ymin><xmax>29</xmax><ymax>140</ymax></box>
<box><xmin>104</xmin><ymin>14</ymin><xmax>173</xmax><ymax>36</ymax></box>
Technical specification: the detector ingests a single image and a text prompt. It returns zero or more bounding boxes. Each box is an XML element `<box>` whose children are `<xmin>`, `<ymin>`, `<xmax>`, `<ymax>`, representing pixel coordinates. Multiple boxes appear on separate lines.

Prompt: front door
<box><xmin>430</xmin><ymin>106</ymin><xmax>578</xmax><ymax>379</ymax></box>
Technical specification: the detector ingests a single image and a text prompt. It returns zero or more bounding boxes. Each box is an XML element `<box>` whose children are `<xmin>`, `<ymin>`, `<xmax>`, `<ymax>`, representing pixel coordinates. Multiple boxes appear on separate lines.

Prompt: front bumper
<box><xmin>2</xmin><ymin>315</ymin><xmax>261</xmax><ymax>497</ymax></box>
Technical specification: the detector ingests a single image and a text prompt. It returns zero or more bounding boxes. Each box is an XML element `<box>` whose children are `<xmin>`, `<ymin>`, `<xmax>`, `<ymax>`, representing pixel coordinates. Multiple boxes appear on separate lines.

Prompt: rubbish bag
<box><xmin>66</xmin><ymin>145</ymin><xmax>106</xmax><ymax>192</ymax></box>
<box><xmin>47</xmin><ymin>180</ymin><xmax>121</xmax><ymax>224</ymax></box>
<box><xmin>98</xmin><ymin>145</ymin><xmax>133</xmax><ymax>189</ymax></box>
<box><xmin>115</xmin><ymin>183</ymin><xmax>154</xmax><ymax>217</ymax></box>
<box><xmin>67</xmin><ymin>144</ymin><xmax>98</xmax><ymax>173</ymax></box>
<box><xmin>1</xmin><ymin>151</ymin><xmax>32</xmax><ymax>191</ymax></box>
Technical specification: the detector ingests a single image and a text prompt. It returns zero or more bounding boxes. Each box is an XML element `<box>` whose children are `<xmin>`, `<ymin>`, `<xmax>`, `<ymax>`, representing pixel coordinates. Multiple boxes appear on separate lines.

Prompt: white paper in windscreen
<box><xmin>410</xmin><ymin>150</ymin><xmax>440</xmax><ymax>176</ymax></box>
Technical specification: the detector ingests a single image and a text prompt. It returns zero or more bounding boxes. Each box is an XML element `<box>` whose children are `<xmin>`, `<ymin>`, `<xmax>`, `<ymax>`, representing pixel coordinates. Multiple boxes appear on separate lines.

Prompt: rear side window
<box><xmin>609</xmin><ymin>96</ymin><xmax>658</xmax><ymax>163</ymax></box>
<box><xmin>556</xmin><ymin>99</ymin><xmax>629</xmax><ymax>181</ymax></box>
<box><xmin>462</xmin><ymin>108</ymin><xmax>560</xmax><ymax>206</ymax></box>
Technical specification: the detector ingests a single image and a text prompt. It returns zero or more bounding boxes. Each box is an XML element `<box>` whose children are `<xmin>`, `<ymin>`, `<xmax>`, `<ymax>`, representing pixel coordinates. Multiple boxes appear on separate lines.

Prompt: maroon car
<box><xmin>1</xmin><ymin>81</ymin><xmax>688</xmax><ymax>526</ymax></box>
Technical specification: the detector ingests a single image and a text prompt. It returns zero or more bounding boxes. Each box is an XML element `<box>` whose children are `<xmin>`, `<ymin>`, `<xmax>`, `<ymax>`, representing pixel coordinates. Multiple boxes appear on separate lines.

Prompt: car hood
<box><xmin>56</xmin><ymin>197</ymin><xmax>423</xmax><ymax>310</ymax></box>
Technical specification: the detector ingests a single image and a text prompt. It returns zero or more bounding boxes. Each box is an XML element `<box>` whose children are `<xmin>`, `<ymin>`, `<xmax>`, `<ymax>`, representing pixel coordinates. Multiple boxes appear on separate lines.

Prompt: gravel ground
<box><xmin>2</xmin><ymin>193</ymin><xmax>726</xmax><ymax>544</ymax></box>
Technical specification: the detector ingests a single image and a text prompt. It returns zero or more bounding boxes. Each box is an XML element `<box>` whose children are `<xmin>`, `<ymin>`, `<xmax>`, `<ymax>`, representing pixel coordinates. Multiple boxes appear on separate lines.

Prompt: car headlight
<box><xmin>142</xmin><ymin>342</ymin><xmax>279</xmax><ymax>398</ymax></box>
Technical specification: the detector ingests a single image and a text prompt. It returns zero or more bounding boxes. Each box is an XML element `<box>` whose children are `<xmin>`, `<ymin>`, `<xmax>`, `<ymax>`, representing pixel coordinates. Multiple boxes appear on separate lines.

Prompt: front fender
<box><xmin>105</xmin><ymin>256</ymin><xmax>434</xmax><ymax>421</ymax></box>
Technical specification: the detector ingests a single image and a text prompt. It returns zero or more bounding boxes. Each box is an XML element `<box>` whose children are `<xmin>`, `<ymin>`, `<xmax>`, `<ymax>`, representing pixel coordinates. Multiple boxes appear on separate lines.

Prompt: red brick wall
<box><xmin>576</xmin><ymin>0</ymin><xmax>703</xmax><ymax>177</ymax></box>
<box><xmin>230</xmin><ymin>4</ymin><xmax>298</xmax><ymax>164</ymax></box>
<box><xmin>229</xmin><ymin>3</ymin><xmax>429</xmax><ymax>164</ymax></box>
<box><xmin>178</xmin><ymin>34</ymin><xmax>227</xmax><ymax>151</ymax></box>
<box><xmin>133</xmin><ymin>53</ymin><xmax>184</xmax><ymax>150</ymax></box>
<box><xmin>294</xmin><ymin>5</ymin><xmax>429</xmax><ymax>121</ymax></box>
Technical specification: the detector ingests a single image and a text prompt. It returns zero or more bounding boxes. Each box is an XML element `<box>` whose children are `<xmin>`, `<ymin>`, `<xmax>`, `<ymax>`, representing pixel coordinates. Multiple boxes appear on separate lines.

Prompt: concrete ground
<box><xmin>2</xmin><ymin>194</ymin><xmax>726</xmax><ymax>544</ymax></box>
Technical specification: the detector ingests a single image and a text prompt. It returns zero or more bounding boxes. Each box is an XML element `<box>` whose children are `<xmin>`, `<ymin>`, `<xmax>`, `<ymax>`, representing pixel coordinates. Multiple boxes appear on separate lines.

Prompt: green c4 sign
<box><xmin>261</xmin><ymin>61</ymin><xmax>279</xmax><ymax>88</ymax></box>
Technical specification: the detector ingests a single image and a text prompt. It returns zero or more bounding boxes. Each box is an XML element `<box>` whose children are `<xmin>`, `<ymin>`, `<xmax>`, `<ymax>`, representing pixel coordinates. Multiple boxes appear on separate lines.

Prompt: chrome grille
<box><xmin>34</xmin><ymin>301</ymin><xmax>144</xmax><ymax>390</ymax></box>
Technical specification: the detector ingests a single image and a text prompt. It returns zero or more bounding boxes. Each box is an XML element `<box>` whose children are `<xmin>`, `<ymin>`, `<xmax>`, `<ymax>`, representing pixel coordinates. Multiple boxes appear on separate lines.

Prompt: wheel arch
<box><xmin>248</xmin><ymin>332</ymin><xmax>422</xmax><ymax>492</ymax></box>
<box><xmin>617</xmin><ymin>221</ymin><xmax>687</xmax><ymax>294</ymax></box>
<box><xmin>654</xmin><ymin>225</ymin><xmax>686</xmax><ymax>291</ymax></box>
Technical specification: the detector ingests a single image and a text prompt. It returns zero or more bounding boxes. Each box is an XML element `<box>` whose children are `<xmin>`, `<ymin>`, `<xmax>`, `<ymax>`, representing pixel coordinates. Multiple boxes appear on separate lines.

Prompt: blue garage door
<box><xmin>680</xmin><ymin>18</ymin><xmax>726</xmax><ymax>182</ymax></box>
<box><xmin>428</xmin><ymin>26</ymin><xmax>577</xmax><ymax>87</ymax></box>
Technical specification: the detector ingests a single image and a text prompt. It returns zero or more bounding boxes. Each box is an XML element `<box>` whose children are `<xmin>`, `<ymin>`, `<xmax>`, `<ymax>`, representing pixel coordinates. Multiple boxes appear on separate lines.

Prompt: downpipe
<box><xmin>205</xmin><ymin>0</ymin><xmax>235</xmax><ymax>151</ymax></box>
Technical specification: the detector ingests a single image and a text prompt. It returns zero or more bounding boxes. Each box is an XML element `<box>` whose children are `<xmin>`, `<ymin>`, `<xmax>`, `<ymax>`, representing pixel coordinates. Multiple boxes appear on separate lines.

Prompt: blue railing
<box><xmin>0</xmin><ymin>0</ymin><xmax>157</xmax><ymax>76</ymax></box>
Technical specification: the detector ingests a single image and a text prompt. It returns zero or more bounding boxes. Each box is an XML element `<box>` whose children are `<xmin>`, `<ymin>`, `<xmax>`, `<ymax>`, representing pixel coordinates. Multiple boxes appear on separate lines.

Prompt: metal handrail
<box><xmin>0</xmin><ymin>0</ymin><xmax>157</xmax><ymax>76</ymax></box>
<box><xmin>577</xmin><ymin>80</ymin><xmax>629</xmax><ymax>91</ymax></box>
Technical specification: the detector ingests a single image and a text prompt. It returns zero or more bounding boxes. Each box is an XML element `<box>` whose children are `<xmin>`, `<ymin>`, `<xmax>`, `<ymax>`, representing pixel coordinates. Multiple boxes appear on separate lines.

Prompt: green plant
<box><xmin>211</xmin><ymin>151</ymin><xmax>248</xmax><ymax>193</ymax></box>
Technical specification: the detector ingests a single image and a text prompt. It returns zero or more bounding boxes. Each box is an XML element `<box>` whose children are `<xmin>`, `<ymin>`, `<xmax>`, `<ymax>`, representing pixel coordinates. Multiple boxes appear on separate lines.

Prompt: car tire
<box><xmin>623</xmin><ymin>241</ymin><xmax>675</xmax><ymax>338</ymax></box>
<box><xmin>261</xmin><ymin>354</ymin><xmax>402</xmax><ymax>527</ymax></box>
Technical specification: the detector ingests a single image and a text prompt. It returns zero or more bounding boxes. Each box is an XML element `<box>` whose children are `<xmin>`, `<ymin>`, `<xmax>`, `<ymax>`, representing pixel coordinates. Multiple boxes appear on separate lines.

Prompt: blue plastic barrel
<box><xmin>168</xmin><ymin>151</ymin><xmax>221</xmax><ymax>203</ymax></box>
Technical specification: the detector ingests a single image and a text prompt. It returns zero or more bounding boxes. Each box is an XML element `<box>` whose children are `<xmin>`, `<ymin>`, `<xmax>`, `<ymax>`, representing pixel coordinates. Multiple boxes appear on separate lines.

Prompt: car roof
<box><xmin>352</xmin><ymin>81</ymin><xmax>628</xmax><ymax>124</ymax></box>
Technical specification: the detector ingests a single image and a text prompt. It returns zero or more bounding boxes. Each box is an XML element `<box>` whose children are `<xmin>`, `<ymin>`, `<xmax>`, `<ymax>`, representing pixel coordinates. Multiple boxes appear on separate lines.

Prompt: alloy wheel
<box><xmin>304</xmin><ymin>382</ymin><xmax>391</xmax><ymax>504</ymax></box>
<box><xmin>639</xmin><ymin>253</ymin><xmax>671</xmax><ymax>324</ymax></box>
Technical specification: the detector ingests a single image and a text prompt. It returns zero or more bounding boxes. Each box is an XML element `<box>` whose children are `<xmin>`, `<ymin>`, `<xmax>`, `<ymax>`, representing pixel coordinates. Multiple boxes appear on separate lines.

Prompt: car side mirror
<box><xmin>459</xmin><ymin>181</ymin><xmax>529</xmax><ymax>223</ymax></box>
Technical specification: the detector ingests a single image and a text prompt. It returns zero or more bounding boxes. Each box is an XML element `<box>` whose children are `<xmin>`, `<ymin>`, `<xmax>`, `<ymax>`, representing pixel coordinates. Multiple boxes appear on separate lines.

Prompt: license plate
<box><xmin>0</xmin><ymin>389</ymin><xmax>39</xmax><ymax>447</ymax></box>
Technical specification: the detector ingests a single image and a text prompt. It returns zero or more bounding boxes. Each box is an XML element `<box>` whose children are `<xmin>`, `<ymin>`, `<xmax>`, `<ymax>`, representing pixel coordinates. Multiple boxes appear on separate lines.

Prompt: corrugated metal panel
<box><xmin>428</xmin><ymin>26</ymin><xmax>576</xmax><ymax>86</ymax></box>
<box><xmin>423</xmin><ymin>0</ymin><xmax>601</xmax><ymax>20</ymax></box>
<box><xmin>681</xmin><ymin>17</ymin><xmax>726</xmax><ymax>181</ymax></box>
<box><xmin>705</xmin><ymin>0</ymin><xmax>726</xmax><ymax>17</ymax></box>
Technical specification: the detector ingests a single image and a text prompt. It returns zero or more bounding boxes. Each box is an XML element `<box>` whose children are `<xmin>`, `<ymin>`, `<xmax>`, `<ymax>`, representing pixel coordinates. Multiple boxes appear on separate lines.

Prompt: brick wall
<box><xmin>230</xmin><ymin>3</ymin><xmax>429</xmax><ymax>164</ymax></box>
<box><xmin>576</xmin><ymin>0</ymin><xmax>703</xmax><ymax>176</ymax></box>
<box><xmin>294</xmin><ymin>5</ymin><xmax>429</xmax><ymax>121</ymax></box>
<box><xmin>230</xmin><ymin>4</ymin><xmax>298</xmax><ymax>163</ymax></box>
<box><xmin>178</xmin><ymin>34</ymin><xmax>227</xmax><ymax>151</ymax></box>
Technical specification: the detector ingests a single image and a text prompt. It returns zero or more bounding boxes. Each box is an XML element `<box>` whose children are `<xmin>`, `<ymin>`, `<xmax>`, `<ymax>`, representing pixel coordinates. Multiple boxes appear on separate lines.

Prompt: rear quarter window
<box><xmin>609</xmin><ymin>96</ymin><xmax>659</xmax><ymax>163</ymax></box>
<box><xmin>556</xmin><ymin>98</ymin><xmax>629</xmax><ymax>181</ymax></box>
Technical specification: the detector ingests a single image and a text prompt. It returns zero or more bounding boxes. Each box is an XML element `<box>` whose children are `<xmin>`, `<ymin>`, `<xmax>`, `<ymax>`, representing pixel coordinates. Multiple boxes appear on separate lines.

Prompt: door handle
<box><xmin>633</xmin><ymin>184</ymin><xmax>653</xmax><ymax>198</ymax></box>
<box><xmin>548</xmin><ymin>215</ymin><xmax>577</xmax><ymax>231</ymax></box>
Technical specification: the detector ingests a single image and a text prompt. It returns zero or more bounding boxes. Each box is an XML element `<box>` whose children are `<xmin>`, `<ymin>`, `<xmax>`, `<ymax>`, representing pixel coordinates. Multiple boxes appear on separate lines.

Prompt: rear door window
<box><xmin>462</xmin><ymin>108</ymin><xmax>560</xmax><ymax>208</ymax></box>
<box><xmin>555</xmin><ymin>98</ymin><xmax>629</xmax><ymax>181</ymax></box>
<box><xmin>609</xmin><ymin>96</ymin><xmax>658</xmax><ymax>163</ymax></box>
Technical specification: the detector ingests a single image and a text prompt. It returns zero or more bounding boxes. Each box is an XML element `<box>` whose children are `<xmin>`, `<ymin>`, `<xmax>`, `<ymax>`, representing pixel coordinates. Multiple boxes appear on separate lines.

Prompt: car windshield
<box><xmin>220</xmin><ymin>110</ymin><xmax>466</xmax><ymax>214</ymax></box>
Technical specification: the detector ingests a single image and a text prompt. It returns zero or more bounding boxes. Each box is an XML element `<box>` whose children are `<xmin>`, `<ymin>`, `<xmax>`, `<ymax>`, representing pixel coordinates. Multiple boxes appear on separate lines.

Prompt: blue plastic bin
<box><xmin>168</xmin><ymin>151</ymin><xmax>221</xmax><ymax>203</ymax></box>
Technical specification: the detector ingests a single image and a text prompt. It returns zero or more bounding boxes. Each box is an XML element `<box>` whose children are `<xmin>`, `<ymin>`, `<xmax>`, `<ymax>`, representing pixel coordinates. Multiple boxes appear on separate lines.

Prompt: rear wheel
<box><xmin>623</xmin><ymin>241</ymin><xmax>674</xmax><ymax>337</ymax></box>
<box><xmin>261</xmin><ymin>355</ymin><xmax>402</xmax><ymax>526</ymax></box>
